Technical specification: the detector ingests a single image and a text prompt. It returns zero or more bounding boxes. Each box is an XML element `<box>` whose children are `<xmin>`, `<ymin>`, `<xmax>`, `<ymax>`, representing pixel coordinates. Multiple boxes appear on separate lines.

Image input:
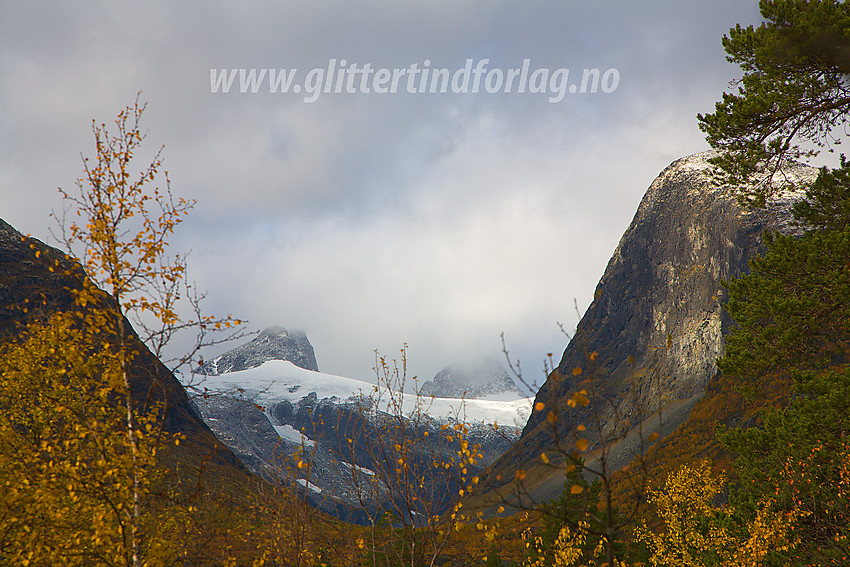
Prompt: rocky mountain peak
<box><xmin>546</xmin><ymin>152</ymin><xmax>815</xmax><ymax>425</ymax></box>
<box><xmin>486</xmin><ymin>152</ymin><xmax>819</xmax><ymax>493</ymax></box>
<box><xmin>258</xmin><ymin>325</ymin><xmax>286</xmax><ymax>338</ymax></box>
<box><xmin>197</xmin><ymin>325</ymin><xmax>319</xmax><ymax>375</ymax></box>
<box><xmin>418</xmin><ymin>359</ymin><xmax>523</xmax><ymax>399</ymax></box>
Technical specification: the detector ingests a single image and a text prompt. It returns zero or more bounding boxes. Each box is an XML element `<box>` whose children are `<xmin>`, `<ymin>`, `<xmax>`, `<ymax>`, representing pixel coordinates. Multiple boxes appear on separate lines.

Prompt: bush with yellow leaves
<box><xmin>634</xmin><ymin>460</ymin><xmax>798</xmax><ymax>567</ymax></box>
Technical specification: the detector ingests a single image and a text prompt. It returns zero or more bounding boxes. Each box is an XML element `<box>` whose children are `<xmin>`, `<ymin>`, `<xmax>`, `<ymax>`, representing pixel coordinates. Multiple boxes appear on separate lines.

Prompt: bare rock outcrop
<box><xmin>490</xmin><ymin>152</ymin><xmax>817</xmax><ymax>485</ymax></box>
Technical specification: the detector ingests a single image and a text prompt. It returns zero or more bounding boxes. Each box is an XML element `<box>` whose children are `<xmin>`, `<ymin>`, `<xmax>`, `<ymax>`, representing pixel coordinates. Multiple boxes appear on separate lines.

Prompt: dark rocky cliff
<box><xmin>0</xmin><ymin>218</ymin><xmax>246</xmax><ymax>472</ymax></box>
<box><xmin>487</xmin><ymin>152</ymin><xmax>817</xmax><ymax>489</ymax></box>
<box><xmin>197</xmin><ymin>325</ymin><xmax>319</xmax><ymax>374</ymax></box>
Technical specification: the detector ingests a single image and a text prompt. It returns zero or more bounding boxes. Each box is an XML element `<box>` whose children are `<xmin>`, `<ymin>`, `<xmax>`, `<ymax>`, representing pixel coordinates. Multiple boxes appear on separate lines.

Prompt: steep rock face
<box><xmin>491</xmin><ymin>152</ymin><xmax>817</xmax><ymax>482</ymax></box>
<box><xmin>419</xmin><ymin>359</ymin><xmax>523</xmax><ymax>399</ymax></box>
<box><xmin>0</xmin><ymin>218</ymin><xmax>246</xmax><ymax>472</ymax></box>
<box><xmin>197</xmin><ymin>325</ymin><xmax>318</xmax><ymax>374</ymax></box>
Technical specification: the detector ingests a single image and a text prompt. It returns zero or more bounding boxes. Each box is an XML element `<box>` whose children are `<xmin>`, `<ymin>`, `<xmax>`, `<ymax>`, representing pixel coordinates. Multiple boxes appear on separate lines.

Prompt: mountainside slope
<box><xmin>0</xmin><ymin>218</ymin><xmax>249</xmax><ymax>479</ymax></box>
<box><xmin>483</xmin><ymin>152</ymin><xmax>817</xmax><ymax>500</ymax></box>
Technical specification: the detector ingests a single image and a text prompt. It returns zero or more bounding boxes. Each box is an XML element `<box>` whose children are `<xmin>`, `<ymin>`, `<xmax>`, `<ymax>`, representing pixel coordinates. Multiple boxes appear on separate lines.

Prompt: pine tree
<box><xmin>698</xmin><ymin>4</ymin><xmax>850</xmax><ymax>563</ymax></box>
<box><xmin>698</xmin><ymin>0</ymin><xmax>850</xmax><ymax>207</ymax></box>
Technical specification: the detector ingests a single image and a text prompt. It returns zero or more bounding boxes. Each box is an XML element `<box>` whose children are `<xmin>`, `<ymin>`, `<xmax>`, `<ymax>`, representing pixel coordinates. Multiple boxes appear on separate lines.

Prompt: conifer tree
<box><xmin>698</xmin><ymin>0</ymin><xmax>850</xmax><ymax>207</ymax></box>
<box><xmin>699</xmin><ymin>3</ymin><xmax>850</xmax><ymax>563</ymax></box>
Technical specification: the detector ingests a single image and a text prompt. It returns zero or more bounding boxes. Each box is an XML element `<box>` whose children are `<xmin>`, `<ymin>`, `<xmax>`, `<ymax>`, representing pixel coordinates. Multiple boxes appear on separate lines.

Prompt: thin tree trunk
<box><xmin>116</xmin><ymin>301</ymin><xmax>142</xmax><ymax>567</ymax></box>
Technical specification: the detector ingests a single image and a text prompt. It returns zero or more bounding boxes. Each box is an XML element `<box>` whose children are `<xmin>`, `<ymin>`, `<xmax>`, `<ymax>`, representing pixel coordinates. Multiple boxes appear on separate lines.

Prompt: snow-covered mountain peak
<box><xmin>185</xmin><ymin>333</ymin><xmax>532</xmax><ymax>519</ymax></box>
<box><xmin>194</xmin><ymin>359</ymin><xmax>531</xmax><ymax>427</ymax></box>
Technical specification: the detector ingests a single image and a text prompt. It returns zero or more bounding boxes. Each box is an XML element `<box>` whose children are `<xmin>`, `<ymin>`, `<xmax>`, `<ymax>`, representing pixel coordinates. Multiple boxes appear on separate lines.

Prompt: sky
<box><xmin>0</xmin><ymin>1</ymin><xmax>767</xmax><ymax>387</ymax></box>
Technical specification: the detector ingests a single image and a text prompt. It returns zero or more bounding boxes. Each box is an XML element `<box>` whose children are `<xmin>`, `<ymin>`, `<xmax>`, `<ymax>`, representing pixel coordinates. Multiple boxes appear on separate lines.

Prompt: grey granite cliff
<box><xmin>489</xmin><ymin>151</ymin><xmax>817</xmax><ymax>488</ymax></box>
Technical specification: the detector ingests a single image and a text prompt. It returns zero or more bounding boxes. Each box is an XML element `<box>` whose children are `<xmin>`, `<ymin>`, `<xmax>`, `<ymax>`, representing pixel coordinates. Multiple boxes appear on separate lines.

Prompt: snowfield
<box><xmin>273</xmin><ymin>423</ymin><xmax>315</xmax><ymax>447</ymax></box>
<box><xmin>183</xmin><ymin>359</ymin><xmax>530</xmax><ymax>515</ymax></box>
<box><xmin>190</xmin><ymin>359</ymin><xmax>533</xmax><ymax>428</ymax></box>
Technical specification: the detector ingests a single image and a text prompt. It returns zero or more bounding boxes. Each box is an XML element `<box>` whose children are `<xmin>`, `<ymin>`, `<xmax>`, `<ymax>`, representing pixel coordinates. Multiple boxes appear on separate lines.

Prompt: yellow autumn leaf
<box><xmin>573</xmin><ymin>390</ymin><xmax>590</xmax><ymax>407</ymax></box>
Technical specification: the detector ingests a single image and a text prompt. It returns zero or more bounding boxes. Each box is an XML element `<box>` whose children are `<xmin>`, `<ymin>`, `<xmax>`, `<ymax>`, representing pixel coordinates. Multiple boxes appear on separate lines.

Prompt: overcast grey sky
<box><xmin>1</xmin><ymin>1</ymin><xmax>766</xmax><ymax>386</ymax></box>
